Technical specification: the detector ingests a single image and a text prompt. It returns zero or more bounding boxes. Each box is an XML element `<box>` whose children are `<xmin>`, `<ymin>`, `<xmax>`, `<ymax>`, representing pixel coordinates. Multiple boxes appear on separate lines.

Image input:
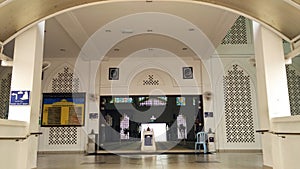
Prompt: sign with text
<box><xmin>10</xmin><ymin>90</ymin><xmax>30</xmax><ymax>105</ymax></box>
<box><xmin>41</xmin><ymin>93</ymin><xmax>85</xmax><ymax>127</ymax></box>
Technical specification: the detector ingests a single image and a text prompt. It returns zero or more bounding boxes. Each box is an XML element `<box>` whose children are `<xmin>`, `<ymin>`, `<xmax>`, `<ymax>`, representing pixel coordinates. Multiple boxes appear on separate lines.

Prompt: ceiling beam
<box><xmin>0</xmin><ymin>0</ymin><xmax>14</xmax><ymax>8</ymax></box>
<box><xmin>55</xmin><ymin>11</ymin><xmax>89</xmax><ymax>48</ymax></box>
<box><xmin>285</xmin><ymin>45</ymin><xmax>300</xmax><ymax>60</ymax></box>
<box><xmin>0</xmin><ymin>0</ymin><xmax>300</xmax><ymax>44</ymax></box>
<box><xmin>284</xmin><ymin>0</ymin><xmax>300</xmax><ymax>10</ymax></box>
<box><xmin>0</xmin><ymin>43</ymin><xmax>12</xmax><ymax>61</ymax></box>
<box><xmin>0</xmin><ymin>53</ymin><xmax>12</xmax><ymax>61</ymax></box>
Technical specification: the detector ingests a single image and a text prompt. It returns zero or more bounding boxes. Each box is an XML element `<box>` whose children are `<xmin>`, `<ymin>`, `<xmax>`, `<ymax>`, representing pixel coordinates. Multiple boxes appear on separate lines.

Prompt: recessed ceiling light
<box><xmin>121</xmin><ymin>29</ymin><xmax>134</xmax><ymax>34</ymax></box>
<box><xmin>182</xmin><ymin>47</ymin><xmax>188</xmax><ymax>50</ymax></box>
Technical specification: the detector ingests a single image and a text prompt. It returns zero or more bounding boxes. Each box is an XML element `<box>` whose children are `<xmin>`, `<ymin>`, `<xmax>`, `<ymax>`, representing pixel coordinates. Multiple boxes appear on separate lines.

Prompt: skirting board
<box><xmin>263</xmin><ymin>165</ymin><xmax>273</xmax><ymax>169</ymax></box>
<box><xmin>38</xmin><ymin>151</ymin><xmax>84</xmax><ymax>154</ymax></box>
<box><xmin>217</xmin><ymin>149</ymin><xmax>262</xmax><ymax>153</ymax></box>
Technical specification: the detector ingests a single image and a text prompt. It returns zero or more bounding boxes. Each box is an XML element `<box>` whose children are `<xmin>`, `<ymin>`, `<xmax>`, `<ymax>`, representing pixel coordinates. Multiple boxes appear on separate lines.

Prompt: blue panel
<box><xmin>10</xmin><ymin>90</ymin><xmax>30</xmax><ymax>105</ymax></box>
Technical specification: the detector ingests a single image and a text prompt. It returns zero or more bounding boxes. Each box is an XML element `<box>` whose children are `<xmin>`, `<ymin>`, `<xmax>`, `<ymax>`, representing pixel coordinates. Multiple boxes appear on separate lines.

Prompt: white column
<box><xmin>8</xmin><ymin>22</ymin><xmax>45</xmax><ymax>169</ymax></box>
<box><xmin>253</xmin><ymin>23</ymin><xmax>290</xmax><ymax>119</ymax></box>
<box><xmin>253</xmin><ymin>22</ymin><xmax>290</xmax><ymax>168</ymax></box>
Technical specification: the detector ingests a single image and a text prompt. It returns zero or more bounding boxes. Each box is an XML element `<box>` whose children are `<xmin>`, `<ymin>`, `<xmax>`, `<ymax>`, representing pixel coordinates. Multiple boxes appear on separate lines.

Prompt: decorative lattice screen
<box><xmin>223</xmin><ymin>65</ymin><xmax>255</xmax><ymax>143</ymax></box>
<box><xmin>221</xmin><ymin>16</ymin><xmax>248</xmax><ymax>45</ymax></box>
<box><xmin>49</xmin><ymin>127</ymin><xmax>78</xmax><ymax>145</ymax></box>
<box><xmin>0</xmin><ymin>70</ymin><xmax>12</xmax><ymax>119</ymax></box>
<box><xmin>286</xmin><ymin>65</ymin><xmax>300</xmax><ymax>116</ymax></box>
<box><xmin>143</xmin><ymin>75</ymin><xmax>159</xmax><ymax>86</ymax></box>
<box><xmin>48</xmin><ymin>66</ymin><xmax>80</xmax><ymax>145</ymax></box>
<box><xmin>51</xmin><ymin>66</ymin><xmax>80</xmax><ymax>93</ymax></box>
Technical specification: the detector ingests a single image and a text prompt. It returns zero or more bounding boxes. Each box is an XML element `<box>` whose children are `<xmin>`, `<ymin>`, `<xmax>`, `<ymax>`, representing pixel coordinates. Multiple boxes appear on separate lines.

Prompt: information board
<box><xmin>41</xmin><ymin>93</ymin><xmax>85</xmax><ymax>126</ymax></box>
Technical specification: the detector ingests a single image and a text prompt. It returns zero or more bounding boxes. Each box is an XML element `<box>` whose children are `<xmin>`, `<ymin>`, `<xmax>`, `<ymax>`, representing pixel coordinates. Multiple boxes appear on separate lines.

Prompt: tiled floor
<box><xmin>37</xmin><ymin>152</ymin><xmax>268</xmax><ymax>169</ymax></box>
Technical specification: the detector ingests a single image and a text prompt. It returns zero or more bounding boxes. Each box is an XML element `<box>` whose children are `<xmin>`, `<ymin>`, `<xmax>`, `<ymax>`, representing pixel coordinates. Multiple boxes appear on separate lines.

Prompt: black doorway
<box><xmin>98</xmin><ymin>95</ymin><xmax>203</xmax><ymax>151</ymax></box>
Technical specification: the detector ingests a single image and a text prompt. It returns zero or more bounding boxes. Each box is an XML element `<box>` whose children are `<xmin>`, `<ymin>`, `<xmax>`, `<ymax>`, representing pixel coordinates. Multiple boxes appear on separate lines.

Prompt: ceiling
<box><xmin>0</xmin><ymin>0</ymin><xmax>300</xmax><ymax>60</ymax></box>
<box><xmin>43</xmin><ymin>1</ymin><xmax>238</xmax><ymax>59</ymax></box>
<box><xmin>0</xmin><ymin>0</ymin><xmax>300</xmax><ymax>43</ymax></box>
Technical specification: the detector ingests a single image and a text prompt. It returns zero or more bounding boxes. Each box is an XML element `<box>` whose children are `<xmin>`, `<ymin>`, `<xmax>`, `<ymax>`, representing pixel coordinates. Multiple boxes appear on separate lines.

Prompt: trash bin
<box><xmin>86</xmin><ymin>129</ymin><xmax>96</xmax><ymax>154</ymax></box>
<box><xmin>207</xmin><ymin>128</ymin><xmax>216</xmax><ymax>153</ymax></box>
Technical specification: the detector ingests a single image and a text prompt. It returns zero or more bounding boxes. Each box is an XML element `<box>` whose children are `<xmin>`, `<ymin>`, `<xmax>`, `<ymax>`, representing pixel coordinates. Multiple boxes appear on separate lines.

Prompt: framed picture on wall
<box><xmin>183</xmin><ymin>67</ymin><xmax>193</xmax><ymax>79</ymax></box>
<box><xmin>41</xmin><ymin>93</ymin><xmax>86</xmax><ymax>127</ymax></box>
<box><xmin>109</xmin><ymin>68</ymin><xmax>119</xmax><ymax>80</ymax></box>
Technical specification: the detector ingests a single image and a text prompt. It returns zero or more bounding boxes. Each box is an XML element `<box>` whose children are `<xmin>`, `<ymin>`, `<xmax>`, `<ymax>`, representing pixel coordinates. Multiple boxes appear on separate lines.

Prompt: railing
<box><xmin>255</xmin><ymin>129</ymin><xmax>269</xmax><ymax>134</ymax></box>
<box><xmin>0</xmin><ymin>132</ymin><xmax>42</xmax><ymax>141</ymax></box>
<box><xmin>256</xmin><ymin>129</ymin><xmax>300</xmax><ymax>138</ymax></box>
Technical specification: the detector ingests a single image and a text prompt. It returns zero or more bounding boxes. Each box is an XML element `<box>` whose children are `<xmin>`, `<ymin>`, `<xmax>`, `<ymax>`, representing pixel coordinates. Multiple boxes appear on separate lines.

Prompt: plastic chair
<box><xmin>195</xmin><ymin>132</ymin><xmax>207</xmax><ymax>153</ymax></box>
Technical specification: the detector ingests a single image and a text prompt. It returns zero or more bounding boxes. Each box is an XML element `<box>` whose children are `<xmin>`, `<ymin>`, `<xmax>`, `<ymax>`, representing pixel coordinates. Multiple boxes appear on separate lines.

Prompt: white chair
<box><xmin>195</xmin><ymin>132</ymin><xmax>207</xmax><ymax>153</ymax></box>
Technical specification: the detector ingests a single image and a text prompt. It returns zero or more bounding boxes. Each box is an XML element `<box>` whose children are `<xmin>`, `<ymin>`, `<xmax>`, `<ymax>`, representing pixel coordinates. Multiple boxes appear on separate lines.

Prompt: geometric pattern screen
<box><xmin>143</xmin><ymin>75</ymin><xmax>159</xmax><ymax>86</ymax></box>
<box><xmin>48</xmin><ymin>66</ymin><xmax>80</xmax><ymax>145</ymax></box>
<box><xmin>286</xmin><ymin>65</ymin><xmax>300</xmax><ymax>116</ymax></box>
<box><xmin>221</xmin><ymin>16</ymin><xmax>248</xmax><ymax>45</ymax></box>
<box><xmin>0</xmin><ymin>71</ymin><xmax>12</xmax><ymax>119</ymax></box>
<box><xmin>223</xmin><ymin>64</ymin><xmax>255</xmax><ymax>143</ymax></box>
<box><xmin>48</xmin><ymin>127</ymin><xmax>78</xmax><ymax>145</ymax></box>
<box><xmin>51</xmin><ymin>66</ymin><xmax>80</xmax><ymax>93</ymax></box>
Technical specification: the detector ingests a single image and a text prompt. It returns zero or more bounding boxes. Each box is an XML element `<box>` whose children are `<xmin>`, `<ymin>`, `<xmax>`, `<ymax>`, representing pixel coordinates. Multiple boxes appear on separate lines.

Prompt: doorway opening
<box><xmin>98</xmin><ymin>95</ymin><xmax>204</xmax><ymax>153</ymax></box>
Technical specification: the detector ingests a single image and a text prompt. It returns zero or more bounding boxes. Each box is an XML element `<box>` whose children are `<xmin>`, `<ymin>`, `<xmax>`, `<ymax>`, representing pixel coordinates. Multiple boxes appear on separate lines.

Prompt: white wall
<box><xmin>38</xmin><ymin>53</ymin><xmax>204</xmax><ymax>152</ymax></box>
<box><xmin>39</xmin><ymin>58</ymin><xmax>93</xmax><ymax>152</ymax></box>
<box><xmin>38</xmin><ymin>45</ymin><xmax>262</xmax><ymax>152</ymax></box>
<box><xmin>0</xmin><ymin>119</ymin><xmax>29</xmax><ymax>169</ymax></box>
<box><xmin>271</xmin><ymin>116</ymin><xmax>300</xmax><ymax>169</ymax></box>
<box><xmin>216</xmin><ymin>58</ymin><xmax>261</xmax><ymax>150</ymax></box>
<box><xmin>36</xmin><ymin>15</ymin><xmax>264</xmax><ymax>152</ymax></box>
<box><xmin>210</xmin><ymin>43</ymin><xmax>261</xmax><ymax>151</ymax></box>
<box><xmin>99</xmin><ymin>49</ymin><xmax>202</xmax><ymax>95</ymax></box>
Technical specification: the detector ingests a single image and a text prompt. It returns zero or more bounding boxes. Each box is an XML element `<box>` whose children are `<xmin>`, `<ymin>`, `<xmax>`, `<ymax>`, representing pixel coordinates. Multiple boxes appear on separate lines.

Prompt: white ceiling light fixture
<box><xmin>121</xmin><ymin>29</ymin><xmax>134</xmax><ymax>34</ymax></box>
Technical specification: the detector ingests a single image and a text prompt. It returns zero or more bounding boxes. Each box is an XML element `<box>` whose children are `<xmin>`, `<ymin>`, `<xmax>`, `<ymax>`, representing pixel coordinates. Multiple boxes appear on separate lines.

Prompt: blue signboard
<box><xmin>10</xmin><ymin>90</ymin><xmax>30</xmax><ymax>105</ymax></box>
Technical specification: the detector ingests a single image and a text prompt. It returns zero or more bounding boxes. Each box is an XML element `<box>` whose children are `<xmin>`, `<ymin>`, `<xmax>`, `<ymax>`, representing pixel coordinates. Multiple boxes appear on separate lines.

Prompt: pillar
<box><xmin>8</xmin><ymin>22</ymin><xmax>45</xmax><ymax>169</ymax></box>
<box><xmin>252</xmin><ymin>22</ymin><xmax>290</xmax><ymax>168</ymax></box>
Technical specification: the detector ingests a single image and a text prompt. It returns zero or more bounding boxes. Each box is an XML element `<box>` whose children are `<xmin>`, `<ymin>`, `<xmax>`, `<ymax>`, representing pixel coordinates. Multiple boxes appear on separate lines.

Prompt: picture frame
<box><xmin>109</xmin><ymin>68</ymin><xmax>119</xmax><ymax>80</ymax></box>
<box><xmin>41</xmin><ymin>93</ymin><xmax>86</xmax><ymax>127</ymax></box>
<box><xmin>183</xmin><ymin>67</ymin><xmax>193</xmax><ymax>79</ymax></box>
